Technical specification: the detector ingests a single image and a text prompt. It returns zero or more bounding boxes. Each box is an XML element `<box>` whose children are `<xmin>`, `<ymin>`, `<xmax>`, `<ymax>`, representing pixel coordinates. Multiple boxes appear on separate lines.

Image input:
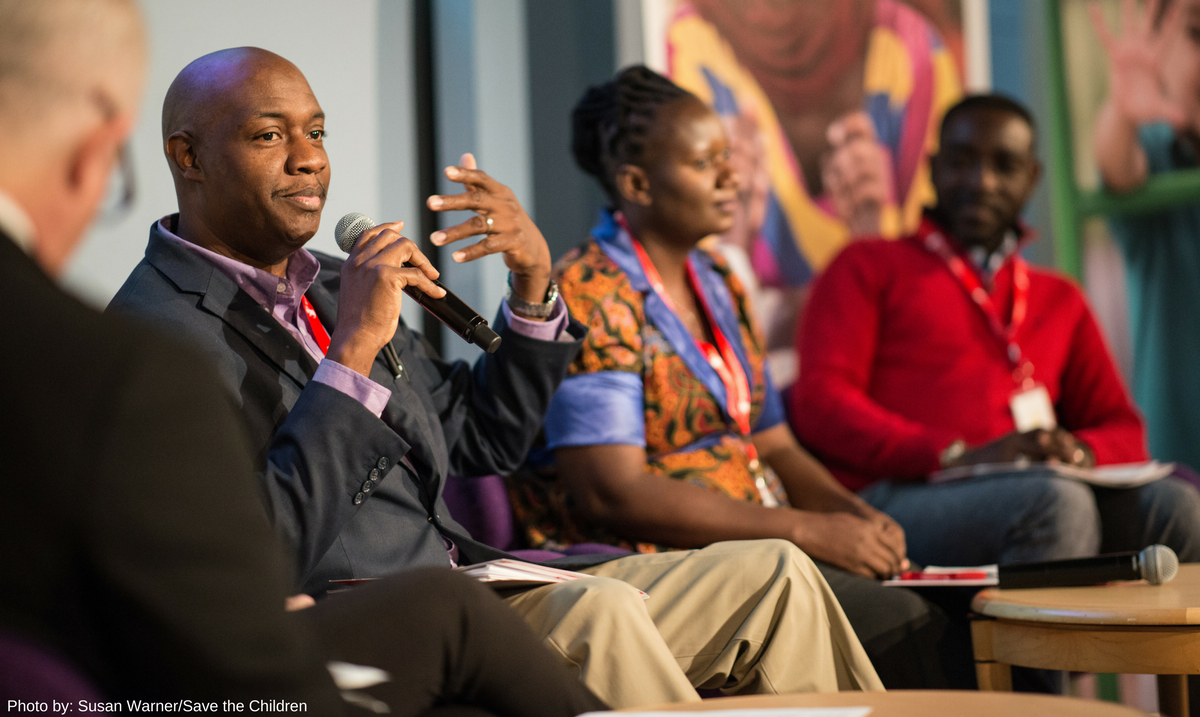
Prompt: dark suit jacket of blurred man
<box><xmin>109</xmin><ymin>217</ymin><xmax>592</xmax><ymax>596</ymax></box>
<box><xmin>0</xmin><ymin>228</ymin><xmax>343</xmax><ymax>707</ymax></box>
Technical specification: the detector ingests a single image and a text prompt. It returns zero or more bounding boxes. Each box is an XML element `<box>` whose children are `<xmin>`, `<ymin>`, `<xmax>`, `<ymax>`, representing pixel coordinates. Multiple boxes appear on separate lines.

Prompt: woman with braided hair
<box><xmin>509</xmin><ymin>65</ymin><xmax>952</xmax><ymax>689</ymax></box>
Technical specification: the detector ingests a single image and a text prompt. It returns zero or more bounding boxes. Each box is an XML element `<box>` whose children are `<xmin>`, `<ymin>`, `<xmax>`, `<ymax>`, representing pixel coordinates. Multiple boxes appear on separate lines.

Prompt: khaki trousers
<box><xmin>503</xmin><ymin>539</ymin><xmax>883</xmax><ymax>708</ymax></box>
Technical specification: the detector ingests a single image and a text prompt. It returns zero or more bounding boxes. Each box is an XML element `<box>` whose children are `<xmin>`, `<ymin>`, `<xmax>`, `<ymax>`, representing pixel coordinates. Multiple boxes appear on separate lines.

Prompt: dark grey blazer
<box><xmin>109</xmin><ymin>218</ymin><xmax>590</xmax><ymax>596</ymax></box>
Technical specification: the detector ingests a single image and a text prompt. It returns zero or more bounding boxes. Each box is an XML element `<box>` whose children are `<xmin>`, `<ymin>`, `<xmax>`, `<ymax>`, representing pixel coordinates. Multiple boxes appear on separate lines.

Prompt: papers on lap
<box><xmin>882</xmin><ymin>565</ymin><xmax>999</xmax><ymax>587</ymax></box>
<box><xmin>455</xmin><ymin>558</ymin><xmax>650</xmax><ymax>599</ymax></box>
<box><xmin>929</xmin><ymin>460</ymin><xmax>1175</xmax><ymax>488</ymax></box>
<box><xmin>330</xmin><ymin>559</ymin><xmax>650</xmax><ymax>598</ymax></box>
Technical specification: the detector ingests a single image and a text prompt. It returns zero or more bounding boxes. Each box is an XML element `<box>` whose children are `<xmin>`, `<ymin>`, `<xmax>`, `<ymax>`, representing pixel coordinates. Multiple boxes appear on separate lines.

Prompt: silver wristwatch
<box><xmin>506</xmin><ymin>272</ymin><xmax>560</xmax><ymax>319</ymax></box>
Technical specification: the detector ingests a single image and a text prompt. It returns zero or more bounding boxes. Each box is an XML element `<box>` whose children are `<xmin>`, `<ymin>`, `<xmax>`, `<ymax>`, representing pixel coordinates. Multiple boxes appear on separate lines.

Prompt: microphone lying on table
<box><xmin>335</xmin><ymin>212</ymin><xmax>502</xmax><ymax>354</ymax></box>
<box><xmin>999</xmin><ymin>544</ymin><xmax>1179</xmax><ymax>589</ymax></box>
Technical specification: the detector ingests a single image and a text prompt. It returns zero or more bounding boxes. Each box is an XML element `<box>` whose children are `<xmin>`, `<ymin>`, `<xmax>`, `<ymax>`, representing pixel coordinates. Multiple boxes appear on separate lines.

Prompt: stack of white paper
<box><xmin>930</xmin><ymin>460</ymin><xmax>1174</xmax><ymax>488</ymax></box>
<box><xmin>454</xmin><ymin>558</ymin><xmax>650</xmax><ymax>598</ymax></box>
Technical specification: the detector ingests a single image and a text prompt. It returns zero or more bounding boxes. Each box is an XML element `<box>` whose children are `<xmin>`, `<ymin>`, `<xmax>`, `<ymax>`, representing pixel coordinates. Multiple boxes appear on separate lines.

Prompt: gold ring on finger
<box><xmin>485</xmin><ymin>215</ymin><xmax>494</xmax><ymax>232</ymax></box>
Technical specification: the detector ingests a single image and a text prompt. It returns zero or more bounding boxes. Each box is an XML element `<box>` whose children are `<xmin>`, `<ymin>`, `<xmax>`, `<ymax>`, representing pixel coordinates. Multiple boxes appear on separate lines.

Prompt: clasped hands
<box><xmin>794</xmin><ymin>495</ymin><xmax>910</xmax><ymax>580</ymax></box>
<box><xmin>327</xmin><ymin>153</ymin><xmax>552</xmax><ymax>377</ymax></box>
<box><xmin>814</xmin><ymin>429</ymin><xmax>1092</xmax><ymax>579</ymax></box>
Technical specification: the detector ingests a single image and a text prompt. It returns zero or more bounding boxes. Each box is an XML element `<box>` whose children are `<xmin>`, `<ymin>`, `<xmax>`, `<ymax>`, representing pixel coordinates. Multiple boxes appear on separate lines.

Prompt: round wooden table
<box><xmin>619</xmin><ymin>690</ymin><xmax>1148</xmax><ymax>715</ymax></box>
<box><xmin>971</xmin><ymin>563</ymin><xmax>1200</xmax><ymax>717</ymax></box>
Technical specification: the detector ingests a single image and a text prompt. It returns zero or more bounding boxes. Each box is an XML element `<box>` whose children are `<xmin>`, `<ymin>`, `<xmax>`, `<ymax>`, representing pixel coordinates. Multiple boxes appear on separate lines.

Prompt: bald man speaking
<box><xmin>109</xmin><ymin>47</ymin><xmax>881</xmax><ymax>708</ymax></box>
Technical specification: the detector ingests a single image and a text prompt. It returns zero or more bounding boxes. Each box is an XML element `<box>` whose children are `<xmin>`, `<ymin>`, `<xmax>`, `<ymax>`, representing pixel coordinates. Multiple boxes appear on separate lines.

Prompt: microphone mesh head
<box><xmin>1140</xmin><ymin>544</ymin><xmax>1179</xmax><ymax>585</ymax></box>
<box><xmin>335</xmin><ymin>212</ymin><xmax>376</xmax><ymax>253</ymax></box>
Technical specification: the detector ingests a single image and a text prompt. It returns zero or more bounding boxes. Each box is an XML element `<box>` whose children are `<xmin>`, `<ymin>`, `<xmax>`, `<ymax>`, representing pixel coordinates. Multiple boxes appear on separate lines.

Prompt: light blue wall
<box><xmin>525</xmin><ymin>0</ymin><xmax>616</xmax><ymax>262</ymax></box>
<box><xmin>989</xmin><ymin>0</ymin><xmax>1055</xmax><ymax>268</ymax></box>
<box><xmin>433</xmin><ymin>0</ymin><xmax>533</xmax><ymax>361</ymax></box>
<box><xmin>377</xmin><ymin>0</ymin><xmax>425</xmax><ymax>330</ymax></box>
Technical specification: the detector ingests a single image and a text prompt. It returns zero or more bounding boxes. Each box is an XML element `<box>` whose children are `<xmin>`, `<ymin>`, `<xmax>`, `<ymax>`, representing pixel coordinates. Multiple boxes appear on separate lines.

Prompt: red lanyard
<box><xmin>922</xmin><ymin>230</ymin><xmax>1034</xmax><ymax>387</ymax></box>
<box><xmin>688</xmin><ymin>266</ymin><xmax>754</xmax><ymax>438</ymax></box>
<box><xmin>626</xmin><ymin>229</ymin><xmax>755</xmax><ymax>442</ymax></box>
<box><xmin>300</xmin><ymin>296</ymin><xmax>331</xmax><ymax>355</ymax></box>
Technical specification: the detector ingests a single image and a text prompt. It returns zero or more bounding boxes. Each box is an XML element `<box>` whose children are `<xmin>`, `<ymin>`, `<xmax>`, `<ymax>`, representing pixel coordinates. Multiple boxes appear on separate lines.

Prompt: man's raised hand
<box><xmin>1089</xmin><ymin>0</ymin><xmax>1187</xmax><ymax>129</ymax></box>
<box><xmin>822</xmin><ymin>111</ymin><xmax>891</xmax><ymax>237</ymax></box>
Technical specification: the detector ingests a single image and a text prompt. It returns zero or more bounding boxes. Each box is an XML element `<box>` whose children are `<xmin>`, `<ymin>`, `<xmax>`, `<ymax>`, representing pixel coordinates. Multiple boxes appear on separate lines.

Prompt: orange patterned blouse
<box><xmin>508</xmin><ymin>211</ymin><xmax>786</xmax><ymax>553</ymax></box>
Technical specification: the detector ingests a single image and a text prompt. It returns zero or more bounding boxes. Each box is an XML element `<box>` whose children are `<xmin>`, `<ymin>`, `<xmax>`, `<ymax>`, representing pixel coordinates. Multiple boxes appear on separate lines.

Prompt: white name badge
<box><xmin>1010</xmin><ymin>384</ymin><xmax>1057</xmax><ymax>433</ymax></box>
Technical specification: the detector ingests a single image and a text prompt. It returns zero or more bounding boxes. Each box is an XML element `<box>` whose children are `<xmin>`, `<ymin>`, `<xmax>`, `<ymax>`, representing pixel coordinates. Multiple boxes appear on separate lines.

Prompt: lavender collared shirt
<box><xmin>157</xmin><ymin>218</ymin><xmax>570</xmax><ymax>418</ymax></box>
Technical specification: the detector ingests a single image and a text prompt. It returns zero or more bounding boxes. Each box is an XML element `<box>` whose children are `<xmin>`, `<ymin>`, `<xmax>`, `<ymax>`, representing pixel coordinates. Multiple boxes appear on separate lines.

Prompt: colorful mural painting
<box><xmin>659</xmin><ymin>0</ymin><xmax>964</xmax><ymax>358</ymax></box>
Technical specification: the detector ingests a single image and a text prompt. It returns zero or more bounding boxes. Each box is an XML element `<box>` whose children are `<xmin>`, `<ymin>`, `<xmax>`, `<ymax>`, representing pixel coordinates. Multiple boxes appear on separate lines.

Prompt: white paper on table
<box><xmin>929</xmin><ymin>460</ymin><xmax>1174</xmax><ymax>488</ymax></box>
<box><xmin>579</xmin><ymin>709</ymin><xmax>872</xmax><ymax>717</ymax></box>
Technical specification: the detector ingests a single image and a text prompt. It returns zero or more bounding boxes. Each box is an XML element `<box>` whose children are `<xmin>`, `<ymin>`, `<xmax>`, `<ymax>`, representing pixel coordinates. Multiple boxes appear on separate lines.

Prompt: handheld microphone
<box><xmin>335</xmin><ymin>212</ymin><xmax>502</xmax><ymax>354</ymax></box>
<box><xmin>998</xmin><ymin>544</ymin><xmax>1179</xmax><ymax>589</ymax></box>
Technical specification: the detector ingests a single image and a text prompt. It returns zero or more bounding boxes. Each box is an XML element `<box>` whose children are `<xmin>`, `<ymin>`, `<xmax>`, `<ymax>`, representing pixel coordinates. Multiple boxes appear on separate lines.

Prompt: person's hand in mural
<box><xmin>821</xmin><ymin>111</ymin><xmax>892</xmax><ymax>237</ymax></box>
<box><xmin>720</xmin><ymin>109</ymin><xmax>771</xmax><ymax>252</ymax></box>
<box><xmin>1090</xmin><ymin>0</ymin><xmax>1186</xmax><ymax>128</ymax></box>
<box><xmin>718</xmin><ymin>108</ymin><xmax>802</xmax><ymax>356</ymax></box>
<box><xmin>1091</xmin><ymin>0</ymin><xmax>1190</xmax><ymax>191</ymax></box>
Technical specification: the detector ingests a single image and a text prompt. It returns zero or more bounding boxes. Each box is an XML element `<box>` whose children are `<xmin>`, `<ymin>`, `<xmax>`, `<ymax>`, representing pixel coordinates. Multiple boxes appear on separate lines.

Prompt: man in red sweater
<box><xmin>793</xmin><ymin>94</ymin><xmax>1200</xmax><ymax>568</ymax></box>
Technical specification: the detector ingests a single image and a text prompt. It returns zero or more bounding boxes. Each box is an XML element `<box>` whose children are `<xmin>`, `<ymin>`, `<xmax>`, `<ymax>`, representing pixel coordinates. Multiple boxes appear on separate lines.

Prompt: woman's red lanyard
<box><xmin>300</xmin><ymin>296</ymin><xmax>331</xmax><ymax>354</ymax></box>
<box><xmin>624</xmin><ymin>223</ymin><xmax>777</xmax><ymax>505</ymax></box>
<box><xmin>922</xmin><ymin>230</ymin><xmax>1035</xmax><ymax>389</ymax></box>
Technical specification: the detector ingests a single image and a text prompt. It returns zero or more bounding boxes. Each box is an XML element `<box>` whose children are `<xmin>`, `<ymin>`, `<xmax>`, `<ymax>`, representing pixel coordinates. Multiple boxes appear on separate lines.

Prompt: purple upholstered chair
<box><xmin>1172</xmin><ymin>464</ymin><xmax>1200</xmax><ymax>492</ymax></box>
<box><xmin>0</xmin><ymin>630</ymin><xmax>102</xmax><ymax>706</ymax></box>
<box><xmin>441</xmin><ymin>475</ymin><xmax>630</xmax><ymax>559</ymax></box>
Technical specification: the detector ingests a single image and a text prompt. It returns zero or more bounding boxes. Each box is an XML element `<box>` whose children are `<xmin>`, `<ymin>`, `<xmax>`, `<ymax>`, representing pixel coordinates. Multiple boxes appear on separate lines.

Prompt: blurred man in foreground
<box><xmin>0</xmin><ymin>1</ymin><xmax>607</xmax><ymax>713</ymax></box>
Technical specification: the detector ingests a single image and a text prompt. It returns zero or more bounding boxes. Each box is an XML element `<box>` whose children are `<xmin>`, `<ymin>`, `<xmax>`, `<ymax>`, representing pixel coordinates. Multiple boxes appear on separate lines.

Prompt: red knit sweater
<box><xmin>792</xmin><ymin>219</ymin><xmax>1148</xmax><ymax>492</ymax></box>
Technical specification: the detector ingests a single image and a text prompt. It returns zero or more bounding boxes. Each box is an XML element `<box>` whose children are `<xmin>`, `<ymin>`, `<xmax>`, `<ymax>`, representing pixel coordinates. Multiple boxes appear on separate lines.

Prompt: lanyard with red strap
<box><xmin>922</xmin><ymin>230</ymin><xmax>1035</xmax><ymax>389</ymax></box>
<box><xmin>301</xmin><ymin>294</ymin><xmax>407</xmax><ymax>381</ymax></box>
<box><xmin>300</xmin><ymin>295</ymin><xmax>331</xmax><ymax>355</ymax></box>
<box><xmin>622</xmin><ymin>219</ymin><xmax>778</xmax><ymax>506</ymax></box>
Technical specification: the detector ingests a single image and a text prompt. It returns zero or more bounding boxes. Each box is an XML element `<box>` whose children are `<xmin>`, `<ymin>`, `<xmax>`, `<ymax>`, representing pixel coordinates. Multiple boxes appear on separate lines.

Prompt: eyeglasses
<box><xmin>90</xmin><ymin>89</ymin><xmax>136</xmax><ymax>223</ymax></box>
<box><xmin>98</xmin><ymin>141</ymin><xmax>135</xmax><ymax>223</ymax></box>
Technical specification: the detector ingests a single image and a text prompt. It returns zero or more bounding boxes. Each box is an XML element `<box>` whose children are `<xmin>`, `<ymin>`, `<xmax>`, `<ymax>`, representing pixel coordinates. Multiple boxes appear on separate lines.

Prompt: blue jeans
<box><xmin>859</xmin><ymin>471</ymin><xmax>1200</xmax><ymax>566</ymax></box>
